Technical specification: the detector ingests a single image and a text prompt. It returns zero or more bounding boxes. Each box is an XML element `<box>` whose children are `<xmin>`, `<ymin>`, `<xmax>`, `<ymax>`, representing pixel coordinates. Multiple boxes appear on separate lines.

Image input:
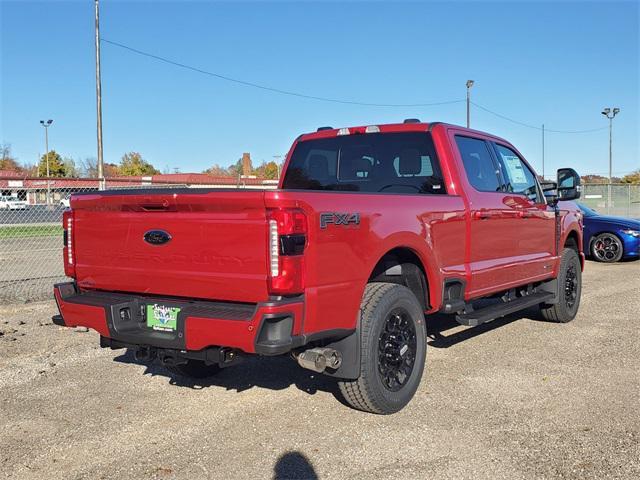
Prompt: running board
<box><xmin>455</xmin><ymin>292</ymin><xmax>555</xmax><ymax>327</ymax></box>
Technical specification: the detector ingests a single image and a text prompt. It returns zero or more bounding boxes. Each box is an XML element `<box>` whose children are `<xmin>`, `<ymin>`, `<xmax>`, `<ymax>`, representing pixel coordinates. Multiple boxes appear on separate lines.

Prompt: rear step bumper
<box><xmin>53</xmin><ymin>282</ymin><xmax>349</xmax><ymax>355</ymax></box>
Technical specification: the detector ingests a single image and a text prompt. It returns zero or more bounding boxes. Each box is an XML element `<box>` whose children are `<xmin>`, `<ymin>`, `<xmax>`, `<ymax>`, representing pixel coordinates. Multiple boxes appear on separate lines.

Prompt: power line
<box><xmin>101</xmin><ymin>38</ymin><xmax>464</xmax><ymax>108</ymax></box>
<box><xmin>471</xmin><ymin>101</ymin><xmax>608</xmax><ymax>134</ymax></box>
<box><xmin>101</xmin><ymin>38</ymin><xmax>614</xmax><ymax>135</ymax></box>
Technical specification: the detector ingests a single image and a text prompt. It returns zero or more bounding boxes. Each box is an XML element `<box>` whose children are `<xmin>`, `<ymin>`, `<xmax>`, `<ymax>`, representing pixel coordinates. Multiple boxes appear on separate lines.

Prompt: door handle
<box><xmin>500</xmin><ymin>209</ymin><xmax>532</xmax><ymax>218</ymax></box>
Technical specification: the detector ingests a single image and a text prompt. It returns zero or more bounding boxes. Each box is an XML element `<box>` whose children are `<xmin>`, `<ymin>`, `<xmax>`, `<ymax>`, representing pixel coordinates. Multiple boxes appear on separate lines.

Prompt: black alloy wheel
<box><xmin>378</xmin><ymin>308</ymin><xmax>417</xmax><ymax>392</ymax></box>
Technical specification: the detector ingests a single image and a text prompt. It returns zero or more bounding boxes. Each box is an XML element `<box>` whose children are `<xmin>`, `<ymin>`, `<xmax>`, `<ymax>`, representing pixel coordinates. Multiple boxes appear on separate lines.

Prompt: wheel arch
<box><xmin>366</xmin><ymin>243</ymin><xmax>437</xmax><ymax>311</ymax></box>
<box><xmin>561</xmin><ymin>227</ymin><xmax>584</xmax><ymax>268</ymax></box>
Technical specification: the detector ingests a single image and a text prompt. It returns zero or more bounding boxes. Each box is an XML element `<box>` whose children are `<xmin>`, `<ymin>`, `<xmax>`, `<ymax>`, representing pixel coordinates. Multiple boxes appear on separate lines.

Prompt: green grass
<box><xmin>0</xmin><ymin>225</ymin><xmax>63</xmax><ymax>238</ymax></box>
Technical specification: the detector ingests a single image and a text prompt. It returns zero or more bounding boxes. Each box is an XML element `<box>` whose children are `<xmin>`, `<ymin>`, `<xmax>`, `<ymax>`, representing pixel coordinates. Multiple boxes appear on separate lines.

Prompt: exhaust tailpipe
<box><xmin>297</xmin><ymin>348</ymin><xmax>342</xmax><ymax>373</ymax></box>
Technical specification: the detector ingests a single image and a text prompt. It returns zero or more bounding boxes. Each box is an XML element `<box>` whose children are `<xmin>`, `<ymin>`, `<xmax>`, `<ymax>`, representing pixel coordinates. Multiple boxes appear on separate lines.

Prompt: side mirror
<box><xmin>557</xmin><ymin>168</ymin><xmax>581</xmax><ymax>201</ymax></box>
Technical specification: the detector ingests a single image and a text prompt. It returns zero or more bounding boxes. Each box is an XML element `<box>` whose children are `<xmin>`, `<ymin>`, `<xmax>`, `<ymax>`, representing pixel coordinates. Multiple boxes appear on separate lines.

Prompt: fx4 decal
<box><xmin>320</xmin><ymin>212</ymin><xmax>361</xmax><ymax>229</ymax></box>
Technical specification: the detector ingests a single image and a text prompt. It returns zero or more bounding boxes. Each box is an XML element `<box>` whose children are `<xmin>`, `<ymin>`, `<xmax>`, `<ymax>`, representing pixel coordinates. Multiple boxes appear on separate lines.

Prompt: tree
<box><xmin>105</xmin><ymin>163</ymin><xmax>120</xmax><ymax>176</ymax></box>
<box><xmin>38</xmin><ymin>150</ymin><xmax>66</xmax><ymax>177</ymax></box>
<box><xmin>118</xmin><ymin>152</ymin><xmax>159</xmax><ymax>176</ymax></box>
<box><xmin>227</xmin><ymin>158</ymin><xmax>244</xmax><ymax>177</ymax></box>
<box><xmin>81</xmin><ymin>157</ymin><xmax>120</xmax><ymax>177</ymax></box>
<box><xmin>203</xmin><ymin>164</ymin><xmax>232</xmax><ymax>176</ymax></box>
<box><xmin>621</xmin><ymin>170</ymin><xmax>640</xmax><ymax>185</ymax></box>
<box><xmin>0</xmin><ymin>144</ymin><xmax>22</xmax><ymax>173</ymax></box>
<box><xmin>254</xmin><ymin>161</ymin><xmax>280</xmax><ymax>180</ymax></box>
<box><xmin>80</xmin><ymin>157</ymin><xmax>98</xmax><ymax>177</ymax></box>
<box><xmin>62</xmin><ymin>157</ymin><xmax>79</xmax><ymax>178</ymax></box>
<box><xmin>581</xmin><ymin>174</ymin><xmax>607</xmax><ymax>184</ymax></box>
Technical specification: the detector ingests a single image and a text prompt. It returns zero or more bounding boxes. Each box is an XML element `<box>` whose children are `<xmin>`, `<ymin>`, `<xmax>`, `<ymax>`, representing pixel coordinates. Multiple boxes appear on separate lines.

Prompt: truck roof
<box><xmin>297</xmin><ymin>121</ymin><xmax>510</xmax><ymax>145</ymax></box>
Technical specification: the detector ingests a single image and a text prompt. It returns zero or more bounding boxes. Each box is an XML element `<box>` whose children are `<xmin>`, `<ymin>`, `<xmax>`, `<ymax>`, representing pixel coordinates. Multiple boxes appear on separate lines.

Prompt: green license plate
<box><xmin>146</xmin><ymin>304</ymin><xmax>180</xmax><ymax>332</ymax></box>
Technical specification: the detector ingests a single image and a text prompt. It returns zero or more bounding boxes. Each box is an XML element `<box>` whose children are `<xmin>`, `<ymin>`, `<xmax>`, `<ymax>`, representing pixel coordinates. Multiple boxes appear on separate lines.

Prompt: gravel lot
<box><xmin>1</xmin><ymin>260</ymin><xmax>638</xmax><ymax>480</ymax></box>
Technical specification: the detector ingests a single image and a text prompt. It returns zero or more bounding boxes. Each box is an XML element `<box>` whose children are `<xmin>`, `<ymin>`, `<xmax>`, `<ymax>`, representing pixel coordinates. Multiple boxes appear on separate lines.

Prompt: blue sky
<box><xmin>1</xmin><ymin>0</ymin><xmax>638</xmax><ymax>177</ymax></box>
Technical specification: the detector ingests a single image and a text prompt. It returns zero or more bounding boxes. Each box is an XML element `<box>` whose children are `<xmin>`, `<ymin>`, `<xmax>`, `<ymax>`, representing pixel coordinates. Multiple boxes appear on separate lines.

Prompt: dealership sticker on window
<box><xmin>502</xmin><ymin>155</ymin><xmax>527</xmax><ymax>185</ymax></box>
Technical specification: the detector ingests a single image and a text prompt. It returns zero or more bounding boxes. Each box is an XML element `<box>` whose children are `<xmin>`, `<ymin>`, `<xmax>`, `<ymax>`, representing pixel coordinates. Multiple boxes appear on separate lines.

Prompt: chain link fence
<box><xmin>0</xmin><ymin>175</ymin><xmax>277</xmax><ymax>304</ymax></box>
<box><xmin>1</xmin><ymin>177</ymin><xmax>638</xmax><ymax>304</ymax></box>
<box><xmin>581</xmin><ymin>183</ymin><xmax>640</xmax><ymax>219</ymax></box>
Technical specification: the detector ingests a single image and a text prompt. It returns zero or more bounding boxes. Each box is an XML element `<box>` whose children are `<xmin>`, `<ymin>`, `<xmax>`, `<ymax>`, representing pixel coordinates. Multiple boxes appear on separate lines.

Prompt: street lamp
<box><xmin>601</xmin><ymin>107</ymin><xmax>620</xmax><ymax>213</ymax></box>
<box><xmin>39</xmin><ymin>119</ymin><xmax>53</xmax><ymax>205</ymax></box>
<box><xmin>466</xmin><ymin>80</ymin><xmax>474</xmax><ymax>128</ymax></box>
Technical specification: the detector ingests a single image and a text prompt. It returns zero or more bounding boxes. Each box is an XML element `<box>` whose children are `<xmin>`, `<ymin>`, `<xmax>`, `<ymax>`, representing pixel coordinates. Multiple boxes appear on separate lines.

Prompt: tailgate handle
<box><xmin>140</xmin><ymin>202</ymin><xmax>177</xmax><ymax>212</ymax></box>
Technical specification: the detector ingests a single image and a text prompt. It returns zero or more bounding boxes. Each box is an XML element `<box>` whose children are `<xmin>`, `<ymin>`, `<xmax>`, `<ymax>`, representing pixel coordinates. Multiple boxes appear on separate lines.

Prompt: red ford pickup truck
<box><xmin>53</xmin><ymin>120</ymin><xmax>583</xmax><ymax>414</ymax></box>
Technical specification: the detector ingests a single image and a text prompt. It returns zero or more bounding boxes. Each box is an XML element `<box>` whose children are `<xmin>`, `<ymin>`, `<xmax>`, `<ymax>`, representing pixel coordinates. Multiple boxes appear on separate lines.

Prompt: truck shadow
<box><xmin>112</xmin><ymin>307</ymin><xmax>547</xmax><ymax>396</ymax></box>
<box><xmin>113</xmin><ymin>348</ymin><xmax>342</xmax><ymax>399</ymax></box>
<box><xmin>427</xmin><ymin>307</ymin><xmax>545</xmax><ymax>349</ymax></box>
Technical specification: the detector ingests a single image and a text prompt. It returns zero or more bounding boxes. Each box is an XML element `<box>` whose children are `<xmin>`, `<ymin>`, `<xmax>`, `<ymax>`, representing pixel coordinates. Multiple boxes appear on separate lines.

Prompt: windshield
<box><xmin>577</xmin><ymin>203</ymin><xmax>598</xmax><ymax>217</ymax></box>
<box><xmin>282</xmin><ymin>132</ymin><xmax>446</xmax><ymax>195</ymax></box>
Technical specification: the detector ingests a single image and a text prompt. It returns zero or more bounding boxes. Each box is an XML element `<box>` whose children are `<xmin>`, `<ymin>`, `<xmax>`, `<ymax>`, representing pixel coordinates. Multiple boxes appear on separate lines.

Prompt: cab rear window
<box><xmin>282</xmin><ymin>132</ymin><xmax>446</xmax><ymax>194</ymax></box>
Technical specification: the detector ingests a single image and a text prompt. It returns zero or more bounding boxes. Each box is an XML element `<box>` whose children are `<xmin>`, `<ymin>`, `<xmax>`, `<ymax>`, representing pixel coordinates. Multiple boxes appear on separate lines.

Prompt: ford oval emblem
<box><xmin>144</xmin><ymin>230</ymin><xmax>172</xmax><ymax>246</ymax></box>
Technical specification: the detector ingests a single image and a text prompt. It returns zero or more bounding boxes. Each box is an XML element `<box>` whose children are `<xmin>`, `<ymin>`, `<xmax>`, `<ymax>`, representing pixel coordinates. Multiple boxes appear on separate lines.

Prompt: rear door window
<box><xmin>282</xmin><ymin>132</ymin><xmax>446</xmax><ymax>194</ymax></box>
<box><xmin>454</xmin><ymin>136</ymin><xmax>501</xmax><ymax>192</ymax></box>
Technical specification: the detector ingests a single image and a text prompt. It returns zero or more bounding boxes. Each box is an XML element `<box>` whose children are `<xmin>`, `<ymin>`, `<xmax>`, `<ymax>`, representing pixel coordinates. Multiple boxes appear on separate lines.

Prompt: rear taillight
<box><xmin>267</xmin><ymin>209</ymin><xmax>307</xmax><ymax>295</ymax></box>
<box><xmin>62</xmin><ymin>210</ymin><xmax>75</xmax><ymax>277</ymax></box>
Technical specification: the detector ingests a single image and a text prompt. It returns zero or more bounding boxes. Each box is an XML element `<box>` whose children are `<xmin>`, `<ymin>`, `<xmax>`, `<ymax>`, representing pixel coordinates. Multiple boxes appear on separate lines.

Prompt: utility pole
<box><xmin>39</xmin><ymin>119</ymin><xmax>53</xmax><ymax>205</ymax></box>
<box><xmin>601</xmin><ymin>107</ymin><xmax>620</xmax><ymax>213</ymax></box>
<box><xmin>541</xmin><ymin>124</ymin><xmax>545</xmax><ymax>180</ymax></box>
<box><xmin>466</xmin><ymin>80</ymin><xmax>474</xmax><ymax>128</ymax></box>
<box><xmin>95</xmin><ymin>0</ymin><xmax>105</xmax><ymax>189</ymax></box>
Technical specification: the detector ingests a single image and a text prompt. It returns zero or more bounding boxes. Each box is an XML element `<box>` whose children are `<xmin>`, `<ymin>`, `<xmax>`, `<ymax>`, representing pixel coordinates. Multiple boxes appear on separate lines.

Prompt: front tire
<box><xmin>540</xmin><ymin>248</ymin><xmax>582</xmax><ymax>323</ymax></box>
<box><xmin>338</xmin><ymin>283</ymin><xmax>427</xmax><ymax>414</ymax></box>
<box><xmin>591</xmin><ymin>233</ymin><xmax>624</xmax><ymax>262</ymax></box>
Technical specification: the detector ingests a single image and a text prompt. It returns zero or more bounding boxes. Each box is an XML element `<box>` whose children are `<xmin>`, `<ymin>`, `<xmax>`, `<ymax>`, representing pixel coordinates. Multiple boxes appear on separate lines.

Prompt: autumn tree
<box><xmin>118</xmin><ymin>152</ymin><xmax>159</xmax><ymax>176</ymax></box>
<box><xmin>203</xmin><ymin>164</ymin><xmax>232</xmax><ymax>176</ymax></box>
<box><xmin>38</xmin><ymin>150</ymin><xmax>66</xmax><ymax>177</ymax></box>
<box><xmin>227</xmin><ymin>158</ymin><xmax>244</xmax><ymax>177</ymax></box>
<box><xmin>80</xmin><ymin>157</ymin><xmax>119</xmax><ymax>177</ymax></box>
<box><xmin>254</xmin><ymin>161</ymin><xmax>280</xmax><ymax>180</ymax></box>
<box><xmin>621</xmin><ymin>170</ymin><xmax>640</xmax><ymax>185</ymax></box>
<box><xmin>0</xmin><ymin>144</ymin><xmax>22</xmax><ymax>173</ymax></box>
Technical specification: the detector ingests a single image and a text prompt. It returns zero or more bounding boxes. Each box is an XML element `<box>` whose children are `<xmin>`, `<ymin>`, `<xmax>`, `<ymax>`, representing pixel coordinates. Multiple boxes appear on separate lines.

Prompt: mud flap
<box><xmin>320</xmin><ymin>321</ymin><xmax>360</xmax><ymax>380</ymax></box>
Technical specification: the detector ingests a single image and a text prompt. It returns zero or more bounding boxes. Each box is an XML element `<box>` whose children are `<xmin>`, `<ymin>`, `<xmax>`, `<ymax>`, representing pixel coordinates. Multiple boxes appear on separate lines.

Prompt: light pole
<box><xmin>39</xmin><ymin>119</ymin><xmax>53</xmax><ymax>205</ymax></box>
<box><xmin>601</xmin><ymin>107</ymin><xmax>620</xmax><ymax>213</ymax></box>
<box><xmin>466</xmin><ymin>80</ymin><xmax>474</xmax><ymax>128</ymax></box>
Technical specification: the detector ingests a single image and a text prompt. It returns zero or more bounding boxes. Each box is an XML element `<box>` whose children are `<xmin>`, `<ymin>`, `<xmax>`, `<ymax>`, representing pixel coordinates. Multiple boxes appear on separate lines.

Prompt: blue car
<box><xmin>577</xmin><ymin>203</ymin><xmax>640</xmax><ymax>262</ymax></box>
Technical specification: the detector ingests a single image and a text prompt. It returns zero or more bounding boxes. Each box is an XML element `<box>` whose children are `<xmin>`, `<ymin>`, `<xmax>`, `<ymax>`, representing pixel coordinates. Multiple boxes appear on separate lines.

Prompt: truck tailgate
<box><xmin>71</xmin><ymin>190</ymin><xmax>269</xmax><ymax>303</ymax></box>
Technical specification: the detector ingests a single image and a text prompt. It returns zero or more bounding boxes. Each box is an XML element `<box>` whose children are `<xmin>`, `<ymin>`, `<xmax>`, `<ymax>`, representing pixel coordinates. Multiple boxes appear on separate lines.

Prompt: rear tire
<box><xmin>540</xmin><ymin>248</ymin><xmax>582</xmax><ymax>323</ymax></box>
<box><xmin>167</xmin><ymin>360</ymin><xmax>220</xmax><ymax>379</ymax></box>
<box><xmin>338</xmin><ymin>283</ymin><xmax>427</xmax><ymax>414</ymax></box>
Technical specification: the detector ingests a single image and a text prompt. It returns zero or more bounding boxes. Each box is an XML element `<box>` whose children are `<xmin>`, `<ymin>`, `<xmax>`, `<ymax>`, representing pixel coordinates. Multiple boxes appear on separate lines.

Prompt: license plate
<box><xmin>146</xmin><ymin>304</ymin><xmax>180</xmax><ymax>332</ymax></box>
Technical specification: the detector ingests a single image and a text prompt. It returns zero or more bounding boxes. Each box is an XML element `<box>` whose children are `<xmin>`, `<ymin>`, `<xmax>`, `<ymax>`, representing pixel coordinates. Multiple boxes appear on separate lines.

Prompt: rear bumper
<box><xmin>53</xmin><ymin>282</ymin><xmax>351</xmax><ymax>355</ymax></box>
